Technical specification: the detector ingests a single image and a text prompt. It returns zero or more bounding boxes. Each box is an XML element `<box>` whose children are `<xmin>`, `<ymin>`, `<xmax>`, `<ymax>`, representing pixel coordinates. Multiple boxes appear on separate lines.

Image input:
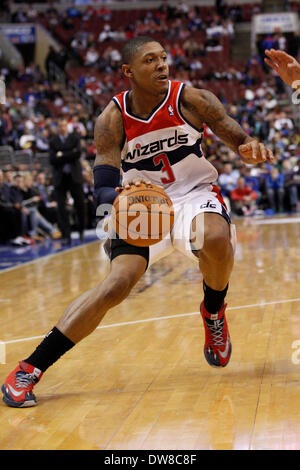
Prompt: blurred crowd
<box><xmin>45</xmin><ymin>2</ymin><xmax>237</xmax><ymax>81</ymax></box>
<box><xmin>1</xmin><ymin>1</ymin><xmax>300</xmax><ymax>248</ymax></box>
<box><xmin>0</xmin><ymin>64</ymin><xmax>96</xmax><ymax>245</ymax></box>
<box><xmin>8</xmin><ymin>1</ymin><xmax>257</xmax><ymax>28</ymax></box>
<box><xmin>204</xmin><ymin>89</ymin><xmax>300</xmax><ymax>217</ymax></box>
<box><xmin>0</xmin><ymin>156</ymin><xmax>95</xmax><ymax>246</ymax></box>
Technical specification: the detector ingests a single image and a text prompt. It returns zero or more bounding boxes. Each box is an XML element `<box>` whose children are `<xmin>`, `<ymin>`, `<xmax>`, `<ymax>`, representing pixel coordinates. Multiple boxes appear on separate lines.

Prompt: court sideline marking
<box><xmin>0</xmin><ymin>239</ymin><xmax>101</xmax><ymax>274</ymax></box>
<box><xmin>251</xmin><ymin>217</ymin><xmax>300</xmax><ymax>226</ymax></box>
<box><xmin>2</xmin><ymin>297</ymin><xmax>300</xmax><ymax>345</ymax></box>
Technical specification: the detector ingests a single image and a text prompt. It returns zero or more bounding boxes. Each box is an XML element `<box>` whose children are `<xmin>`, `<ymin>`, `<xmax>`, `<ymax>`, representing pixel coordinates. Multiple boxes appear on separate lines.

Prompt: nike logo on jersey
<box><xmin>125</xmin><ymin>130</ymin><xmax>189</xmax><ymax>160</ymax></box>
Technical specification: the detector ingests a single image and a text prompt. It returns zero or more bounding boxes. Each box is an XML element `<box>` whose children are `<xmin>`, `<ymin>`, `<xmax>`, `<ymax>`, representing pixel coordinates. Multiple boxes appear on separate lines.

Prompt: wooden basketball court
<box><xmin>1</xmin><ymin>216</ymin><xmax>300</xmax><ymax>450</ymax></box>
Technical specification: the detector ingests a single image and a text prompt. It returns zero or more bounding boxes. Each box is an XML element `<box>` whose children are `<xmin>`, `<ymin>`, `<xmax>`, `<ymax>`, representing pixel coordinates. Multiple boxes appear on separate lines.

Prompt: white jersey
<box><xmin>112</xmin><ymin>80</ymin><xmax>218</xmax><ymax>200</ymax></box>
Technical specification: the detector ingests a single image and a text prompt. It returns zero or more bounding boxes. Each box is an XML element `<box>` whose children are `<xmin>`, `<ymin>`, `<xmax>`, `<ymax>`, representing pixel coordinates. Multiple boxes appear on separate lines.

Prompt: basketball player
<box><xmin>265</xmin><ymin>49</ymin><xmax>300</xmax><ymax>87</ymax></box>
<box><xmin>2</xmin><ymin>37</ymin><xmax>274</xmax><ymax>407</ymax></box>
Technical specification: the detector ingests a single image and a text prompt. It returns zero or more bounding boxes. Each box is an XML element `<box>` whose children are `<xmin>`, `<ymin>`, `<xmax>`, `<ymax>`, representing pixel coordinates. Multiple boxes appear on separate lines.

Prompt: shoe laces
<box><xmin>205</xmin><ymin>318</ymin><xmax>226</xmax><ymax>347</ymax></box>
<box><xmin>15</xmin><ymin>370</ymin><xmax>38</xmax><ymax>390</ymax></box>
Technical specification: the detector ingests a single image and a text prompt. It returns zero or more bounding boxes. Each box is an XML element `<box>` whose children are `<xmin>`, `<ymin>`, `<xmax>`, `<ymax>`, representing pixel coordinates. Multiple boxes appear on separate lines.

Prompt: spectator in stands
<box><xmin>187</xmin><ymin>8</ymin><xmax>202</xmax><ymax>32</ymax></box>
<box><xmin>66</xmin><ymin>7</ymin><xmax>81</xmax><ymax>19</ymax></box>
<box><xmin>240</xmin><ymin>166</ymin><xmax>260</xmax><ymax>193</ymax></box>
<box><xmin>2</xmin><ymin>170</ymin><xmax>13</xmax><ymax>198</ymax></box>
<box><xmin>183</xmin><ymin>39</ymin><xmax>201</xmax><ymax>58</ymax></box>
<box><xmin>81</xmin><ymin>160</ymin><xmax>95</xmax><ymax>229</ymax></box>
<box><xmin>113</xmin><ymin>27</ymin><xmax>127</xmax><ymax>42</ymax></box>
<box><xmin>22</xmin><ymin>172</ymin><xmax>60</xmax><ymax>240</ymax></box>
<box><xmin>281</xmin><ymin>158</ymin><xmax>299</xmax><ymax>213</ymax></box>
<box><xmin>35</xmin><ymin>171</ymin><xmax>58</xmax><ymax>225</ymax></box>
<box><xmin>71</xmin><ymin>35</ymin><xmax>88</xmax><ymax>55</ymax></box>
<box><xmin>61</xmin><ymin>11</ymin><xmax>75</xmax><ymax>31</ymax></box>
<box><xmin>206</xmin><ymin>20</ymin><xmax>225</xmax><ymax>39</ymax></box>
<box><xmin>158</xmin><ymin>0</ymin><xmax>175</xmax><ymax>21</ymax></box>
<box><xmin>55</xmin><ymin>47</ymin><xmax>69</xmax><ymax>72</ymax></box>
<box><xmin>84</xmin><ymin>45</ymin><xmax>99</xmax><ymax>67</ymax></box>
<box><xmin>0</xmin><ymin>169</ymin><xmax>26</xmax><ymax>245</ymax></box>
<box><xmin>230</xmin><ymin>176</ymin><xmax>258</xmax><ymax>216</ymax></box>
<box><xmin>11</xmin><ymin>9</ymin><xmax>27</xmax><ymax>23</ymax></box>
<box><xmin>9</xmin><ymin>174</ymin><xmax>32</xmax><ymax>239</ymax></box>
<box><xmin>190</xmin><ymin>58</ymin><xmax>203</xmax><ymax>71</ymax></box>
<box><xmin>98</xmin><ymin>24</ymin><xmax>114</xmax><ymax>43</ymax></box>
<box><xmin>273</xmin><ymin>111</ymin><xmax>294</xmax><ymax>135</ymax></box>
<box><xmin>19</xmin><ymin>128</ymin><xmax>35</xmax><ymax>152</ymax></box>
<box><xmin>205</xmin><ymin>36</ymin><xmax>223</xmax><ymax>52</ymax></box>
<box><xmin>45</xmin><ymin>83</ymin><xmax>63</xmax><ymax>104</ymax></box>
<box><xmin>0</xmin><ymin>106</ymin><xmax>12</xmax><ymax>146</ymax></box>
<box><xmin>45</xmin><ymin>47</ymin><xmax>58</xmax><ymax>78</ymax></box>
<box><xmin>49</xmin><ymin>117</ymin><xmax>86</xmax><ymax>245</ymax></box>
<box><xmin>223</xmin><ymin>18</ymin><xmax>235</xmax><ymax>41</ymax></box>
<box><xmin>96</xmin><ymin>6</ymin><xmax>112</xmax><ymax>22</ymax></box>
<box><xmin>106</xmin><ymin>46</ymin><xmax>121</xmax><ymax>64</ymax></box>
<box><xmin>275</xmin><ymin>31</ymin><xmax>287</xmax><ymax>51</ymax></box>
<box><xmin>263</xmin><ymin>91</ymin><xmax>278</xmax><ymax>111</ymax></box>
<box><xmin>170</xmin><ymin>43</ymin><xmax>186</xmax><ymax>68</ymax></box>
<box><xmin>102</xmin><ymin>46</ymin><xmax>122</xmax><ymax>73</ymax></box>
<box><xmin>262</xmin><ymin>34</ymin><xmax>278</xmax><ymax>52</ymax></box>
<box><xmin>245</xmin><ymin>54</ymin><xmax>263</xmax><ymax>74</ymax></box>
<box><xmin>218</xmin><ymin>162</ymin><xmax>240</xmax><ymax>200</ymax></box>
<box><xmin>166</xmin><ymin>18</ymin><xmax>190</xmax><ymax>40</ymax></box>
<box><xmin>174</xmin><ymin>0</ymin><xmax>190</xmax><ymax>18</ymax></box>
<box><xmin>47</xmin><ymin>8</ymin><xmax>59</xmax><ymax>27</ymax></box>
<box><xmin>265</xmin><ymin>167</ymin><xmax>285</xmax><ymax>213</ymax></box>
<box><xmin>0</xmin><ymin>112</ymin><xmax>8</xmax><ymax>146</ymax></box>
<box><xmin>67</xmin><ymin>115</ymin><xmax>87</xmax><ymax>138</ymax></box>
<box><xmin>216</xmin><ymin>0</ymin><xmax>227</xmax><ymax>17</ymax></box>
<box><xmin>143</xmin><ymin>16</ymin><xmax>160</xmax><ymax>35</ymax></box>
<box><xmin>258</xmin><ymin>35</ymin><xmax>278</xmax><ymax>70</ymax></box>
<box><xmin>36</xmin><ymin>128</ymin><xmax>50</xmax><ymax>153</ymax></box>
<box><xmin>82</xmin><ymin>5</ymin><xmax>95</xmax><ymax>22</ymax></box>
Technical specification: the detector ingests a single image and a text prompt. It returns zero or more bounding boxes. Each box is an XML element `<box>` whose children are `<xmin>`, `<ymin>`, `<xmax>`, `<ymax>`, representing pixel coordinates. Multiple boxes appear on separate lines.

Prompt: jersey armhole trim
<box><xmin>112</xmin><ymin>97</ymin><xmax>126</xmax><ymax>150</ymax></box>
<box><xmin>112</xmin><ymin>97</ymin><xmax>122</xmax><ymax>112</ymax></box>
<box><xmin>177</xmin><ymin>83</ymin><xmax>204</xmax><ymax>134</ymax></box>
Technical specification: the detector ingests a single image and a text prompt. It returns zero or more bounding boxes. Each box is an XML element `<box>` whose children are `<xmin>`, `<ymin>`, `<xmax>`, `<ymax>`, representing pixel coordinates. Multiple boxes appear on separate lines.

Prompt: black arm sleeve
<box><xmin>93</xmin><ymin>164</ymin><xmax>121</xmax><ymax>209</ymax></box>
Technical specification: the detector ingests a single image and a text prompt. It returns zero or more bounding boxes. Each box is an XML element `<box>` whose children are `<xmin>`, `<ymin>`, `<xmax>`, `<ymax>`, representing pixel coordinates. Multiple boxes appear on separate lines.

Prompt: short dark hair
<box><xmin>121</xmin><ymin>36</ymin><xmax>159</xmax><ymax>64</ymax></box>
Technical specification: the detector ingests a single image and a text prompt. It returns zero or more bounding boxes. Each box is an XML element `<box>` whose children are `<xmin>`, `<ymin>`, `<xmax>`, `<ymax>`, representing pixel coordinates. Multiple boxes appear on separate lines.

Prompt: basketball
<box><xmin>112</xmin><ymin>183</ymin><xmax>174</xmax><ymax>247</ymax></box>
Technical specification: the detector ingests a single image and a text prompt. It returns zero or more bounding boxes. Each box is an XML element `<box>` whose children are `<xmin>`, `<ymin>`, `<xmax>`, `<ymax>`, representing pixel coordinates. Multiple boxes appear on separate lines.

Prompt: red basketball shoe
<box><xmin>200</xmin><ymin>302</ymin><xmax>232</xmax><ymax>367</ymax></box>
<box><xmin>1</xmin><ymin>361</ymin><xmax>43</xmax><ymax>407</ymax></box>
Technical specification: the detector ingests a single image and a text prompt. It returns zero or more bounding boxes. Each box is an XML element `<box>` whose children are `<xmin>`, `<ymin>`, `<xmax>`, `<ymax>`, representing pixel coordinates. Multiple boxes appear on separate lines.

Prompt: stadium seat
<box><xmin>12</xmin><ymin>151</ymin><xmax>33</xmax><ymax>169</ymax></box>
<box><xmin>0</xmin><ymin>146</ymin><xmax>14</xmax><ymax>169</ymax></box>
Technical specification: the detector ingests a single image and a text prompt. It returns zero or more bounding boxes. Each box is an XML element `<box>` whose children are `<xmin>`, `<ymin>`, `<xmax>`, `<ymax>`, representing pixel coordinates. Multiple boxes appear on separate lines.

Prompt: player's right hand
<box><xmin>116</xmin><ymin>177</ymin><xmax>155</xmax><ymax>193</ymax></box>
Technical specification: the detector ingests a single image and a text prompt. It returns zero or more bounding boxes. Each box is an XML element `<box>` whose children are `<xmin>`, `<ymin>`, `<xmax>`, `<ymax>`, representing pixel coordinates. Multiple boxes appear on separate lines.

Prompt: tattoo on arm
<box><xmin>184</xmin><ymin>89</ymin><xmax>250</xmax><ymax>153</ymax></box>
<box><xmin>94</xmin><ymin>103</ymin><xmax>124</xmax><ymax>168</ymax></box>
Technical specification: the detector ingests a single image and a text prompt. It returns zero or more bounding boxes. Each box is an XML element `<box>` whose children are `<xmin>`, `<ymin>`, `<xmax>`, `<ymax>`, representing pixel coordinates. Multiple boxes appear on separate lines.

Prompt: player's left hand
<box><xmin>238</xmin><ymin>140</ymin><xmax>274</xmax><ymax>165</ymax></box>
<box><xmin>264</xmin><ymin>49</ymin><xmax>300</xmax><ymax>88</ymax></box>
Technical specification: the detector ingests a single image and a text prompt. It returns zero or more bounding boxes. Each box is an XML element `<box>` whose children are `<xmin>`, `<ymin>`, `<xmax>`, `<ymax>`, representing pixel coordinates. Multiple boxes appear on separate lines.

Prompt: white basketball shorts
<box><xmin>147</xmin><ymin>183</ymin><xmax>236</xmax><ymax>267</ymax></box>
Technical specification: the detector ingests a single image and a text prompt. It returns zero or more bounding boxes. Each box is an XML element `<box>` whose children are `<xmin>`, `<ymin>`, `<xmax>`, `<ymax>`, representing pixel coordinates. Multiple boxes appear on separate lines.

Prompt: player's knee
<box><xmin>206</xmin><ymin>225</ymin><xmax>231</xmax><ymax>258</ymax></box>
<box><xmin>101</xmin><ymin>273</ymin><xmax>135</xmax><ymax>307</ymax></box>
<box><xmin>193</xmin><ymin>222</ymin><xmax>231</xmax><ymax>260</ymax></box>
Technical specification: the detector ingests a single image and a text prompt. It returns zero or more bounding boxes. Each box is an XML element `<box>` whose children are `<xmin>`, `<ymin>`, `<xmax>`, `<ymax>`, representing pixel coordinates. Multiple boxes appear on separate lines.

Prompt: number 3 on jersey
<box><xmin>153</xmin><ymin>153</ymin><xmax>175</xmax><ymax>184</ymax></box>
